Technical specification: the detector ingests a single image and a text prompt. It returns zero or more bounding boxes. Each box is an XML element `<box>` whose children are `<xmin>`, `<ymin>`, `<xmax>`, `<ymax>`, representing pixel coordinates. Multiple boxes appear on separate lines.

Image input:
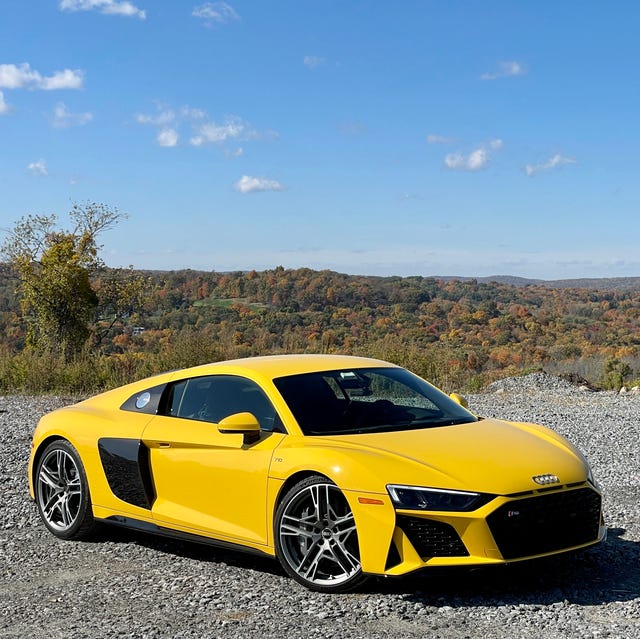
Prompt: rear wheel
<box><xmin>35</xmin><ymin>440</ymin><xmax>95</xmax><ymax>540</ymax></box>
<box><xmin>275</xmin><ymin>475</ymin><xmax>367</xmax><ymax>592</ymax></box>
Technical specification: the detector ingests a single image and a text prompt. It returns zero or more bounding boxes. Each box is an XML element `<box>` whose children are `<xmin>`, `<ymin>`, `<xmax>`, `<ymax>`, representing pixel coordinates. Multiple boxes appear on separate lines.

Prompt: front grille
<box><xmin>487</xmin><ymin>487</ymin><xmax>602</xmax><ymax>560</ymax></box>
<box><xmin>396</xmin><ymin>515</ymin><xmax>469</xmax><ymax>558</ymax></box>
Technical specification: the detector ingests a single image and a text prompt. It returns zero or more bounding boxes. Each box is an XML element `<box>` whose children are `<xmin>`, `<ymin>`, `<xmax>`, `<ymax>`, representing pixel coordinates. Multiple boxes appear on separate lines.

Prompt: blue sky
<box><xmin>1</xmin><ymin>1</ymin><xmax>639</xmax><ymax>279</ymax></box>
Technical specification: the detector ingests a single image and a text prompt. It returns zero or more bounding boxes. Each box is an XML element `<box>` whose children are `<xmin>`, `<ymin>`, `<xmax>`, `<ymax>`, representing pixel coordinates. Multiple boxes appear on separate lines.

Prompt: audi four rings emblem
<box><xmin>532</xmin><ymin>474</ymin><xmax>560</xmax><ymax>485</ymax></box>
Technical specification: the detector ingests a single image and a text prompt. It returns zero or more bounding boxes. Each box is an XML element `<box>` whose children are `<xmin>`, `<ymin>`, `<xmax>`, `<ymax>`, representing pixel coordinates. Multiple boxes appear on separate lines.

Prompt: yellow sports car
<box><xmin>29</xmin><ymin>355</ymin><xmax>605</xmax><ymax>592</ymax></box>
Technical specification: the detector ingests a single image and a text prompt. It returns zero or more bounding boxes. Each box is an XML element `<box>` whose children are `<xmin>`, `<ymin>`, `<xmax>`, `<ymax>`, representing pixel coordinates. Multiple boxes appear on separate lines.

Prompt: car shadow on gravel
<box><xmin>373</xmin><ymin>528</ymin><xmax>640</xmax><ymax>606</ymax></box>
<box><xmin>91</xmin><ymin>523</ymin><xmax>286</xmax><ymax>579</ymax></box>
<box><xmin>89</xmin><ymin>524</ymin><xmax>639</xmax><ymax>604</ymax></box>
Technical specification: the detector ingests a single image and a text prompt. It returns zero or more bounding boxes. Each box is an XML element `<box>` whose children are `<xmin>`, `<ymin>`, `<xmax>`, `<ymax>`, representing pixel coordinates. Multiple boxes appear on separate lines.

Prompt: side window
<box><xmin>162</xmin><ymin>375</ymin><xmax>285</xmax><ymax>433</ymax></box>
<box><xmin>166</xmin><ymin>380</ymin><xmax>187</xmax><ymax>416</ymax></box>
<box><xmin>173</xmin><ymin>378</ymin><xmax>214</xmax><ymax>421</ymax></box>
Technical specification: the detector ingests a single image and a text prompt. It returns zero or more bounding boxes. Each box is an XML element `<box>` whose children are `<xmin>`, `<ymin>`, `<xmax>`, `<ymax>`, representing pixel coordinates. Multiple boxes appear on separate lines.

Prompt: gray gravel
<box><xmin>1</xmin><ymin>375</ymin><xmax>639</xmax><ymax>638</ymax></box>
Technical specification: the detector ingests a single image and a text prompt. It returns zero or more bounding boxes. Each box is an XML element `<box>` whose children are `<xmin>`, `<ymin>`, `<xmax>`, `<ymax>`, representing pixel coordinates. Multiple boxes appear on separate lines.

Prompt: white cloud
<box><xmin>0</xmin><ymin>91</ymin><xmax>10</xmax><ymax>114</ymax></box>
<box><xmin>427</xmin><ymin>134</ymin><xmax>454</xmax><ymax>145</ymax></box>
<box><xmin>481</xmin><ymin>61</ymin><xmax>525</xmax><ymax>80</ymax></box>
<box><xmin>304</xmin><ymin>56</ymin><xmax>326</xmax><ymax>69</ymax></box>
<box><xmin>445</xmin><ymin>148</ymin><xmax>488</xmax><ymax>171</ymax></box>
<box><xmin>135</xmin><ymin>107</ymin><xmax>179</xmax><ymax>146</ymax></box>
<box><xmin>234</xmin><ymin>175</ymin><xmax>284</xmax><ymax>193</ymax></box>
<box><xmin>190</xmin><ymin>117</ymin><xmax>248</xmax><ymax>145</ymax></box>
<box><xmin>40</xmin><ymin>69</ymin><xmax>85</xmax><ymax>90</ymax></box>
<box><xmin>52</xmin><ymin>102</ymin><xmax>93</xmax><ymax>128</ymax></box>
<box><xmin>467</xmin><ymin>148</ymin><xmax>489</xmax><ymax>170</ymax></box>
<box><xmin>157</xmin><ymin>128</ymin><xmax>179</xmax><ymax>147</ymax></box>
<box><xmin>0</xmin><ymin>63</ymin><xmax>84</xmax><ymax>90</ymax></box>
<box><xmin>59</xmin><ymin>0</ymin><xmax>146</xmax><ymax>19</ymax></box>
<box><xmin>192</xmin><ymin>2</ymin><xmax>239</xmax><ymax>25</ymax></box>
<box><xmin>444</xmin><ymin>153</ymin><xmax>463</xmax><ymax>170</ymax></box>
<box><xmin>443</xmin><ymin>139</ymin><xmax>504</xmax><ymax>172</ymax></box>
<box><xmin>27</xmin><ymin>159</ymin><xmax>48</xmax><ymax>176</ymax></box>
<box><xmin>135</xmin><ymin>109</ymin><xmax>175</xmax><ymax>126</ymax></box>
<box><xmin>0</xmin><ymin>64</ymin><xmax>38</xmax><ymax>89</ymax></box>
<box><xmin>135</xmin><ymin>103</ymin><xmax>276</xmax><ymax>150</ymax></box>
<box><xmin>525</xmin><ymin>154</ymin><xmax>576</xmax><ymax>176</ymax></box>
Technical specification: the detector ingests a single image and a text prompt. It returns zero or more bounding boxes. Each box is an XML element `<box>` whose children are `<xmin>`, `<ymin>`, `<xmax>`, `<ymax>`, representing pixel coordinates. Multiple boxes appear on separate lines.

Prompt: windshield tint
<box><xmin>273</xmin><ymin>367</ymin><xmax>476</xmax><ymax>435</ymax></box>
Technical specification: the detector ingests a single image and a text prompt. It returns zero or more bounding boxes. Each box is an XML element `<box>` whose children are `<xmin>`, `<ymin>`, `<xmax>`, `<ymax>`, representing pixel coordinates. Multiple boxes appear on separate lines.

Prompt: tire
<box><xmin>274</xmin><ymin>475</ymin><xmax>368</xmax><ymax>593</ymax></box>
<box><xmin>35</xmin><ymin>440</ymin><xmax>96</xmax><ymax>540</ymax></box>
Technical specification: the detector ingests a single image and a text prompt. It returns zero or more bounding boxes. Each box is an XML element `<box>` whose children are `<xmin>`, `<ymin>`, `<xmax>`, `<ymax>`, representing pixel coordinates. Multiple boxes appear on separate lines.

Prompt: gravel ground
<box><xmin>1</xmin><ymin>374</ymin><xmax>638</xmax><ymax>638</ymax></box>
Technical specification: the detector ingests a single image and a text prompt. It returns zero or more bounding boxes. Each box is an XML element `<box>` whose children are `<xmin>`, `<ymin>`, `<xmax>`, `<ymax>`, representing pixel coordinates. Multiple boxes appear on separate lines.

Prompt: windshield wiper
<box><xmin>306</xmin><ymin>416</ymin><xmax>474</xmax><ymax>436</ymax></box>
<box><xmin>408</xmin><ymin>416</ymin><xmax>474</xmax><ymax>427</ymax></box>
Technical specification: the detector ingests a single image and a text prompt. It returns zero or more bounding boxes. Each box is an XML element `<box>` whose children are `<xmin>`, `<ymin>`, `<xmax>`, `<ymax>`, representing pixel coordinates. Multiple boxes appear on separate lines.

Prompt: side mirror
<box><xmin>218</xmin><ymin>412</ymin><xmax>261</xmax><ymax>444</ymax></box>
<box><xmin>449</xmin><ymin>392</ymin><xmax>469</xmax><ymax>409</ymax></box>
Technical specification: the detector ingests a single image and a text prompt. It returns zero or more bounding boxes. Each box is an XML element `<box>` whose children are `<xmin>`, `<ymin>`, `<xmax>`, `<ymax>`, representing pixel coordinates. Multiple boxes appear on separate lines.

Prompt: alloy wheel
<box><xmin>277</xmin><ymin>479</ymin><xmax>362</xmax><ymax>590</ymax></box>
<box><xmin>37</xmin><ymin>447</ymin><xmax>83</xmax><ymax>533</ymax></box>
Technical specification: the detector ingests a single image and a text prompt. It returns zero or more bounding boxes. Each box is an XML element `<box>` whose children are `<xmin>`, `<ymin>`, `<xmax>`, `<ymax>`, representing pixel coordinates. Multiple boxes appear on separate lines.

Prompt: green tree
<box><xmin>1</xmin><ymin>202</ymin><xmax>128</xmax><ymax>358</ymax></box>
<box><xmin>601</xmin><ymin>357</ymin><xmax>632</xmax><ymax>390</ymax></box>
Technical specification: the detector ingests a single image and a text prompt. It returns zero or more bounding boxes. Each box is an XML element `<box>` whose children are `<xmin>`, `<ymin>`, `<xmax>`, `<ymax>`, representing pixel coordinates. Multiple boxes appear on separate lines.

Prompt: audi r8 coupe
<box><xmin>29</xmin><ymin>355</ymin><xmax>605</xmax><ymax>592</ymax></box>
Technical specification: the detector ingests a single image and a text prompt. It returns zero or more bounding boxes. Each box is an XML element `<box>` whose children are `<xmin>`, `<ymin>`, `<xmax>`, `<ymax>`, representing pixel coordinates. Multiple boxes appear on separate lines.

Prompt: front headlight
<box><xmin>386</xmin><ymin>484</ymin><xmax>493</xmax><ymax>512</ymax></box>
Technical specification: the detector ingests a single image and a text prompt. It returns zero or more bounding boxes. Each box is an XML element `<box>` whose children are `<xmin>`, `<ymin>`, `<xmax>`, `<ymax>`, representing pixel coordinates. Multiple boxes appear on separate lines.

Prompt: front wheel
<box><xmin>274</xmin><ymin>475</ymin><xmax>368</xmax><ymax>592</ymax></box>
<box><xmin>35</xmin><ymin>440</ymin><xmax>96</xmax><ymax>540</ymax></box>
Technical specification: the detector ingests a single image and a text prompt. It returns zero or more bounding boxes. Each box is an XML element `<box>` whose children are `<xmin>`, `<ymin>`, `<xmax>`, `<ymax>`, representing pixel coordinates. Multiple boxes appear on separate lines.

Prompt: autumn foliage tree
<box><xmin>1</xmin><ymin>202</ymin><xmax>137</xmax><ymax>359</ymax></box>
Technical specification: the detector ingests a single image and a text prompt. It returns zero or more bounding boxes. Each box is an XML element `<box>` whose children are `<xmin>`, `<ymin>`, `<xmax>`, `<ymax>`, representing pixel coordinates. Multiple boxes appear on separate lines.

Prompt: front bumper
<box><xmin>352</xmin><ymin>483</ymin><xmax>605</xmax><ymax>576</ymax></box>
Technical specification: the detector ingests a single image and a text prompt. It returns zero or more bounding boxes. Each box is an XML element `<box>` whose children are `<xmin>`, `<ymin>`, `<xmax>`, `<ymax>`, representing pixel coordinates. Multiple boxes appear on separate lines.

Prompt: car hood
<box><xmin>320</xmin><ymin>418</ymin><xmax>588</xmax><ymax>495</ymax></box>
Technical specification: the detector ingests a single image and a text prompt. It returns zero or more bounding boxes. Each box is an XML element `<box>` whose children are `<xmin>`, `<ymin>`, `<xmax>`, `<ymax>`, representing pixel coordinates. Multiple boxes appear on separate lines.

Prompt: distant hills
<box><xmin>4</xmin><ymin>260</ymin><xmax>639</xmax><ymax>292</ymax></box>
<box><xmin>146</xmin><ymin>269</ymin><xmax>640</xmax><ymax>292</ymax></box>
<box><xmin>434</xmin><ymin>275</ymin><xmax>640</xmax><ymax>291</ymax></box>
<box><xmin>168</xmin><ymin>270</ymin><xmax>640</xmax><ymax>292</ymax></box>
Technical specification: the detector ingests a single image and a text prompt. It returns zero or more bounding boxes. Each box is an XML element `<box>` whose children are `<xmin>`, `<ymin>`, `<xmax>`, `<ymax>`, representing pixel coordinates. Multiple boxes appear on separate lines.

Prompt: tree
<box><xmin>92</xmin><ymin>267</ymin><xmax>150</xmax><ymax>347</ymax></box>
<box><xmin>1</xmin><ymin>202</ymin><xmax>129</xmax><ymax>358</ymax></box>
<box><xmin>601</xmin><ymin>357</ymin><xmax>632</xmax><ymax>390</ymax></box>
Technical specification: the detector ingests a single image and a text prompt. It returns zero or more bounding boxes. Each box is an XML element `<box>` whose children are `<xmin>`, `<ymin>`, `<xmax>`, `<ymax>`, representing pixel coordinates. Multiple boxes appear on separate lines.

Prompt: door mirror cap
<box><xmin>449</xmin><ymin>392</ymin><xmax>469</xmax><ymax>409</ymax></box>
<box><xmin>218</xmin><ymin>412</ymin><xmax>261</xmax><ymax>443</ymax></box>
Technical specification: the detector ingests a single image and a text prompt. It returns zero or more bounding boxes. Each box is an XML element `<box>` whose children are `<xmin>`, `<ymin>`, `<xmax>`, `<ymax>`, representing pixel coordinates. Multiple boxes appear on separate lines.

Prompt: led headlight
<box><xmin>387</xmin><ymin>484</ymin><xmax>493</xmax><ymax>512</ymax></box>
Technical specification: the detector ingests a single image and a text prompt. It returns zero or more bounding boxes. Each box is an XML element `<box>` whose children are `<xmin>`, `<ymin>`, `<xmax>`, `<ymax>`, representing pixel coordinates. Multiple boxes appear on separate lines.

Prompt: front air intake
<box><xmin>486</xmin><ymin>487</ymin><xmax>602</xmax><ymax>560</ymax></box>
<box><xmin>396</xmin><ymin>515</ymin><xmax>469</xmax><ymax>558</ymax></box>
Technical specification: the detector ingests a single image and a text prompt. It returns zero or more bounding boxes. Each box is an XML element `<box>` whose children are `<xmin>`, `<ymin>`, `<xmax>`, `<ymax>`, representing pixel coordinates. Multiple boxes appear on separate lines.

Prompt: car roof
<box><xmin>181</xmin><ymin>354</ymin><xmax>398</xmax><ymax>380</ymax></box>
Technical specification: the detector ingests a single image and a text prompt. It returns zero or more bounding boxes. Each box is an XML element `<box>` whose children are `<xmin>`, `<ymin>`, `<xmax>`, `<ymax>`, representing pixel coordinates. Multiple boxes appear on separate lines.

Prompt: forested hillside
<box><xmin>1</xmin><ymin>265</ymin><xmax>639</xmax><ymax>391</ymax></box>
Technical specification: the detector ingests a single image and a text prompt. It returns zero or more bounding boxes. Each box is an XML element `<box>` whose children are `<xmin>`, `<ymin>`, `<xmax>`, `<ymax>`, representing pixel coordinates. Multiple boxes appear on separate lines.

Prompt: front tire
<box><xmin>35</xmin><ymin>440</ymin><xmax>95</xmax><ymax>540</ymax></box>
<box><xmin>274</xmin><ymin>475</ymin><xmax>368</xmax><ymax>593</ymax></box>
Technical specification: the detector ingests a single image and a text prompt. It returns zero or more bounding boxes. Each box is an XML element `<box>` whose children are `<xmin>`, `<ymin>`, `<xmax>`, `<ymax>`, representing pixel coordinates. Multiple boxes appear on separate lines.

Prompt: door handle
<box><xmin>158</xmin><ymin>442</ymin><xmax>171</xmax><ymax>448</ymax></box>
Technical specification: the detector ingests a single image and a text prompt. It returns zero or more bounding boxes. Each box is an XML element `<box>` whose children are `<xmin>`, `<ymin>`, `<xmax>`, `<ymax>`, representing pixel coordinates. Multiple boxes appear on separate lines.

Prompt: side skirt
<box><xmin>100</xmin><ymin>515</ymin><xmax>273</xmax><ymax>558</ymax></box>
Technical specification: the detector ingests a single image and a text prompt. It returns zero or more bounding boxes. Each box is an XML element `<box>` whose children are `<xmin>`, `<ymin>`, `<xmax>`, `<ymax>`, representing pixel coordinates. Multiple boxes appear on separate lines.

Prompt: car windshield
<box><xmin>273</xmin><ymin>367</ymin><xmax>477</xmax><ymax>436</ymax></box>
